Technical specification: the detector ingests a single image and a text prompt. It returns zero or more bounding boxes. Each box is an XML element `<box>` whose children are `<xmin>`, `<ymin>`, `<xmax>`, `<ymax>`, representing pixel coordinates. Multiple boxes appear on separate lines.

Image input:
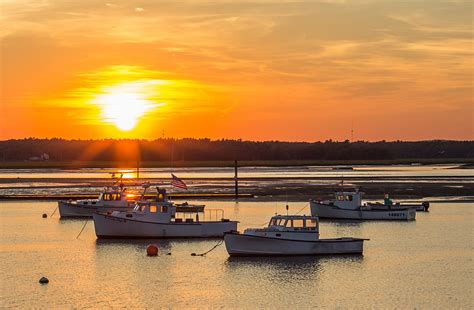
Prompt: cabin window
<box><xmin>291</xmin><ymin>219</ymin><xmax>305</xmax><ymax>228</ymax></box>
<box><xmin>337</xmin><ymin>195</ymin><xmax>353</xmax><ymax>201</ymax></box>
<box><xmin>161</xmin><ymin>205</ymin><xmax>168</xmax><ymax>213</ymax></box>
<box><xmin>305</xmin><ymin>219</ymin><xmax>317</xmax><ymax>228</ymax></box>
<box><xmin>270</xmin><ymin>218</ymin><xmax>285</xmax><ymax>226</ymax></box>
<box><xmin>150</xmin><ymin>205</ymin><xmax>157</xmax><ymax>213</ymax></box>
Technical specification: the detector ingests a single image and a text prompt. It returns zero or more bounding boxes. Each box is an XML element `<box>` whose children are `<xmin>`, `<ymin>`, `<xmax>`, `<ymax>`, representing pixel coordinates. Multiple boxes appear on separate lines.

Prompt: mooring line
<box><xmin>295</xmin><ymin>203</ymin><xmax>309</xmax><ymax>215</ymax></box>
<box><xmin>50</xmin><ymin>206</ymin><xmax>58</xmax><ymax>217</ymax></box>
<box><xmin>76</xmin><ymin>219</ymin><xmax>89</xmax><ymax>239</ymax></box>
<box><xmin>191</xmin><ymin>240</ymin><xmax>224</xmax><ymax>256</ymax></box>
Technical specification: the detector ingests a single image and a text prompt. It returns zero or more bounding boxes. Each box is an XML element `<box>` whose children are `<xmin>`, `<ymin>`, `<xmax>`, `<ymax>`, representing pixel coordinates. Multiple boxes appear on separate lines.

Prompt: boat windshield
<box><xmin>269</xmin><ymin>217</ymin><xmax>318</xmax><ymax>229</ymax></box>
<box><xmin>269</xmin><ymin>218</ymin><xmax>287</xmax><ymax>227</ymax></box>
<box><xmin>336</xmin><ymin>194</ymin><xmax>353</xmax><ymax>201</ymax></box>
<box><xmin>133</xmin><ymin>204</ymin><xmax>147</xmax><ymax>212</ymax></box>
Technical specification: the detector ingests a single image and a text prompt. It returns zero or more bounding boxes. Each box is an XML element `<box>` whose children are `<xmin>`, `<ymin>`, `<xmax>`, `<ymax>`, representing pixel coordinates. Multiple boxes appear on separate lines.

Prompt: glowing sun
<box><xmin>92</xmin><ymin>81</ymin><xmax>161</xmax><ymax>131</ymax></box>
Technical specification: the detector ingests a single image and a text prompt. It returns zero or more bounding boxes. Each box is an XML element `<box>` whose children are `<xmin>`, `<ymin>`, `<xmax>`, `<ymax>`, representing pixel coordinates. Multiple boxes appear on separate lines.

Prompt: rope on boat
<box><xmin>191</xmin><ymin>240</ymin><xmax>224</xmax><ymax>256</ymax></box>
<box><xmin>50</xmin><ymin>206</ymin><xmax>58</xmax><ymax>217</ymax></box>
<box><xmin>295</xmin><ymin>203</ymin><xmax>309</xmax><ymax>215</ymax></box>
<box><xmin>76</xmin><ymin>219</ymin><xmax>89</xmax><ymax>239</ymax></box>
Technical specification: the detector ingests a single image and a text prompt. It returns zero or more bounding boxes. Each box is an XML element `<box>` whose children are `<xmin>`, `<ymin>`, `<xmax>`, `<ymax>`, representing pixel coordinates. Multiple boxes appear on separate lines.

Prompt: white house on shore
<box><xmin>28</xmin><ymin>153</ymin><xmax>50</xmax><ymax>161</ymax></box>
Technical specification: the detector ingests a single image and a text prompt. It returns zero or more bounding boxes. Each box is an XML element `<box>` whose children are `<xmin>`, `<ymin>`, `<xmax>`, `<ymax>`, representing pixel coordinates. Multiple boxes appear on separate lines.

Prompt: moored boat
<box><xmin>224</xmin><ymin>215</ymin><xmax>366</xmax><ymax>256</ymax></box>
<box><xmin>58</xmin><ymin>185</ymin><xmax>134</xmax><ymax>217</ymax></box>
<box><xmin>59</xmin><ymin>181</ymin><xmax>206</xmax><ymax>218</ymax></box>
<box><xmin>93</xmin><ymin>188</ymin><xmax>237</xmax><ymax>238</ymax></box>
<box><xmin>367</xmin><ymin>195</ymin><xmax>429</xmax><ymax>212</ymax></box>
<box><xmin>310</xmin><ymin>190</ymin><xmax>416</xmax><ymax>220</ymax></box>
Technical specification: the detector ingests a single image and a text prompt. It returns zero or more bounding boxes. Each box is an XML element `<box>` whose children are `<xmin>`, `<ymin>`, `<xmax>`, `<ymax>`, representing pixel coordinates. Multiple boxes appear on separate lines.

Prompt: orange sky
<box><xmin>1</xmin><ymin>0</ymin><xmax>473</xmax><ymax>141</ymax></box>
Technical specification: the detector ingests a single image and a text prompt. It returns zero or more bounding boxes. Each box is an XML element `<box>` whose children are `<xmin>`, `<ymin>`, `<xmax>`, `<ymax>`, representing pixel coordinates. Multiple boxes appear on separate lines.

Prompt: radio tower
<box><xmin>351</xmin><ymin>120</ymin><xmax>354</xmax><ymax>142</ymax></box>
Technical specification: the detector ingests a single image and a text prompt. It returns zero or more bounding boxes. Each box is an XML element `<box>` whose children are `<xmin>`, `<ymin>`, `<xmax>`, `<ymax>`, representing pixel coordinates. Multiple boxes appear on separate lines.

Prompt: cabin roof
<box><xmin>271</xmin><ymin>215</ymin><xmax>318</xmax><ymax>220</ymax></box>
<box><xmin>335</xmin><ymin>191</ymin><xmax>364</xmax><ymax>195</ymax></box>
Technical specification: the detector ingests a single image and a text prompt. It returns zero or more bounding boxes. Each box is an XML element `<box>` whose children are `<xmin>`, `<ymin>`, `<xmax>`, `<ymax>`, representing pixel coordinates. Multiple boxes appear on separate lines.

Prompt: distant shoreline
<box><xmin>0</xmin><ymin>158</ymin><xmax>473</xmax><ymax>169</ymax></box>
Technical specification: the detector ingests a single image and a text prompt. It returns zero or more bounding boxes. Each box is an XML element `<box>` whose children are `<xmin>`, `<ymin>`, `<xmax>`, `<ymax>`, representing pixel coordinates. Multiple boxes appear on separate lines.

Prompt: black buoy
<box><xmin>167</xmin><ymin>252</ymin><xmax>172</xmax><ymax>255</ymax></box>
<box><xmin>42</xmin><ymin>214</ymin><xmax>47</xmax><ymax>218</ymax></box>
<box><xmin>39</xmin><ymin>277</ymin><xmax>49</xmax><ymax>284</ymax></box>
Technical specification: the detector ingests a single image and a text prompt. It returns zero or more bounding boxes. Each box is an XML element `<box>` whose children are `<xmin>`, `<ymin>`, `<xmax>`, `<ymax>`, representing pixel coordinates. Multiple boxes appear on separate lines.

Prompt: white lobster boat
<box><xmin>93</xmin><ymin>188</ymin><xmax>237</xmax><ymax>238</ymax></box>
<box><xmin>59</xmin><ymin>183</ymin><xmax>206</xmax><ymax>218</ymax></box>
<box><xmin>58</xmin><ymin>186</ymin><xmax>133</xmax><ymax>217</ymax></box>
<box><xmin>310</xmin><ymin>190</ymin><xmax>416</xmax><ymax>221</ymax></box>
<box><xmin>367</xmin><ymin>195</ymin><xmax>429</xmax><ymax>212</ymax></box>
<box><xmin>224</xmin><ymin>215</ymin><xmax>366</xmax><ymax>256</ymax></box>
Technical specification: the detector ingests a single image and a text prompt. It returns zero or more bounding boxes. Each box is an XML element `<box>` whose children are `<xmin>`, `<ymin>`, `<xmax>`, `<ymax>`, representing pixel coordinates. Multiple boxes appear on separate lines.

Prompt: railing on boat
<box><xmin>175</xmin><ymin>209</ymin><xmax>225</xmax><ymax>222</ymax></box>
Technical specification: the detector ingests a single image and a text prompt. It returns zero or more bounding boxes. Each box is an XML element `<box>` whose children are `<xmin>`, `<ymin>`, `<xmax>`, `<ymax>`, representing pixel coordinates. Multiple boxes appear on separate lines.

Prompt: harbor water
<box><xmin>0</xmin><ymin>200</ymin><xmax>472</xmax><ymax>308</ymax></box>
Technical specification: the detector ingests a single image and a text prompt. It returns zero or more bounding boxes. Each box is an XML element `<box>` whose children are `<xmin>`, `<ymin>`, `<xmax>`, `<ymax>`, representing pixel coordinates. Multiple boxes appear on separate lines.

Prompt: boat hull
<box><xmin>368</xmin><ymin>202</ymin><xmax>429</xmax><ymax>212</ymax></box>
<box><xmin>224</xmin><ymin>233</ymin><xmax>365</xmax><ymax>256</ymax></box>
<box><xmin>93</xmin><ymin>212</ymin><xmax>238</xmax><ymax>238</ymax></box>
<box><xmin>310</xmin><ymin>202</ymin><xmax>416</xmax><ymax>221</ymax></box>
<box><xmin>58</xmin><ymin>201</ymin><xmax>131</xmax><ymax>218</ymax></box>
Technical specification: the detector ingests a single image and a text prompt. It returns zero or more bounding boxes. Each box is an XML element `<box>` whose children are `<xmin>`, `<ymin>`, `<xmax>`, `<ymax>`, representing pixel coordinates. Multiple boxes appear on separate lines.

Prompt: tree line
<box><xmin>0</xmin><ymin>138</ymin><xmax>473</xmax><ymax>162</ymax></box>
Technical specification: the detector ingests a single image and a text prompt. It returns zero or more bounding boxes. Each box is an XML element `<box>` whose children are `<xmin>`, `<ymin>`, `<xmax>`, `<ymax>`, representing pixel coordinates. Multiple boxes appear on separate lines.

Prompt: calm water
<box><xmin>1</xmin><ymin>200</ymin><xmax>472</xmax><ymax>308</ymax></box>
<box><xmin>0</xmin><ymin>164</ymin><xmax>472</xmax><ymax>179</ymax></box>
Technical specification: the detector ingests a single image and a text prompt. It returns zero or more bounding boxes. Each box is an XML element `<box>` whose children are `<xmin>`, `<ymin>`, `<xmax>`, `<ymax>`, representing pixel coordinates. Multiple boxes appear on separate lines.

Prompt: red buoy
<box><xmin>146</xmin><ymin>244</ymin><xmax>158</xmax><ymax>256</ymax></box>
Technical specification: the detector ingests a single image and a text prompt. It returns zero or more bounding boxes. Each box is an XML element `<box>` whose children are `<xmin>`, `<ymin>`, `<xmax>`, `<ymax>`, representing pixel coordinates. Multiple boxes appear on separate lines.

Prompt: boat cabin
<box><xmin>268</xmin><ymin>215</ymin><xmax>319</xmax><ymax>232</ymax></box>
<box><xmin>132</xmin><ymin>200</ymin><xmax>176</xmax><ymax>223</ymax></box>
<box><xmin>99</xmin><ymin>192</ymin><xmax>124</xmax><ymax>201</ymax></box>
<box><xmin>333</xmin><ymin>191</ymin><xmax>362</xmax><ymax>210</ymax></box>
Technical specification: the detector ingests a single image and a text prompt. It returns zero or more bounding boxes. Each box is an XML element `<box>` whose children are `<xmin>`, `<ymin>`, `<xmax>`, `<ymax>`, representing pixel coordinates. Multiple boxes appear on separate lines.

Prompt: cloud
<box><xmin>1</xmin><ymin>0</ymin><xmax>472</xmax><ymax>140</ymax></box>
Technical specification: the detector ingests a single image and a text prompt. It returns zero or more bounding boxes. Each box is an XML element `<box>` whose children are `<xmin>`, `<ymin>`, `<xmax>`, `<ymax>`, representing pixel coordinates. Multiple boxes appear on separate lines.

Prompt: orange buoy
<box><xmin>146</xmin><ymin>244</ymin><xmax>158</xmax><ymax>256</ymax></box>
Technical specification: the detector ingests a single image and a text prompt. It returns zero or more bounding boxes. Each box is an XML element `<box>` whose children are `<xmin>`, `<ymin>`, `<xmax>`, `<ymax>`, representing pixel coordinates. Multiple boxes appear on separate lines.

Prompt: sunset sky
<box><xmin>1</xmin><ymin>0</ymin><xmax>472</xmax><ymax>141</ymax></box>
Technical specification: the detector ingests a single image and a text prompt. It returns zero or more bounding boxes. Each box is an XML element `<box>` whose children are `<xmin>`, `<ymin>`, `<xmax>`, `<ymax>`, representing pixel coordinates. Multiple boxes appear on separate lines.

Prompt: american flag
<box><xmin>171</xmin><ymin>173</ymin><xmax>188</xmax><ymax>190</ymax></box>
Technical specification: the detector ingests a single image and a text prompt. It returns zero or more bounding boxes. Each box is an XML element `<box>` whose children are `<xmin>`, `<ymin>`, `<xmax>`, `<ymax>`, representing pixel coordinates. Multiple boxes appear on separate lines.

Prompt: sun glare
<box><xmin>92</xmin><ymin>80</ymin><xmax>164</xmax><ymax>131</ymax></box>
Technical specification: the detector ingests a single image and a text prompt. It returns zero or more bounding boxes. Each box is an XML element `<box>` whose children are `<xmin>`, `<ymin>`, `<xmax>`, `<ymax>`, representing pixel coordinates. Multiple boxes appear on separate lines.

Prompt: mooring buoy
<box><xmin>39</xmin><ymin>277</ymin><xmax>49</xmax><ymax>284</ymax></box>
<box><xmin>146</xmin><ymin>244</ymin><xmax>158</xmax><ymax>256</ymax></box>
<box><xmin>42</xmin><ymin>214</ymin><xmax>47</xmax><ymax>218</ymax></box>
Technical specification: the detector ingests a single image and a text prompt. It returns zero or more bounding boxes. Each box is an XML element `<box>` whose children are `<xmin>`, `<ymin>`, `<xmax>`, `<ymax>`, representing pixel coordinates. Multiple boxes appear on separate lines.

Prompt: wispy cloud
<box><xmin>1</xmin><ymin>0</ymin><xmax>472</xmax><ymax>140</ymax></box>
